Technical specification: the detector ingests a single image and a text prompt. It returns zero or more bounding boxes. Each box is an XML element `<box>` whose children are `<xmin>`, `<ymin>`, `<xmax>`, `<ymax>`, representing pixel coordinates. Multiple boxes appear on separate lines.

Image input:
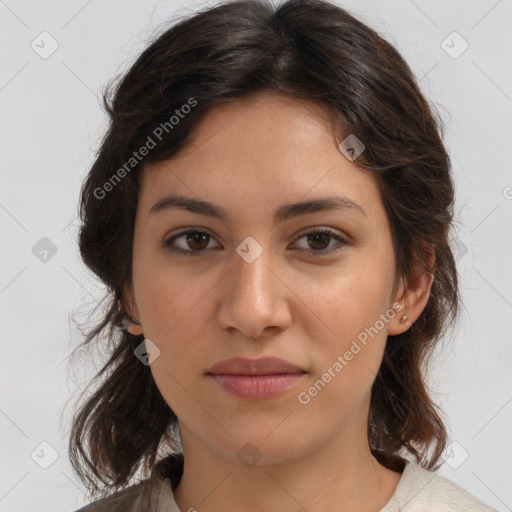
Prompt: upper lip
<box><xmin>207</xmin><ymin>357</ymin><xmax>306</xmax><ymax>376</ymax></box>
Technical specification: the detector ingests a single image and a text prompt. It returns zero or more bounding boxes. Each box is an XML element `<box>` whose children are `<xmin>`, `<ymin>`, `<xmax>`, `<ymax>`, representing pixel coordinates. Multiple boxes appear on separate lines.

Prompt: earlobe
<box><xmin>126</xmin><ymin>319</ymin><xmax>143</xmax><ymax>336</ymax></box>
<box><xmin>388</xmin><ymin>310</ymin><xmax>410</xmax><ymax>336</ymax></box>
<box><xmin>387</xmin><ymin>300</ymin><xmax>410</xmax><ymax>336</ymax></box>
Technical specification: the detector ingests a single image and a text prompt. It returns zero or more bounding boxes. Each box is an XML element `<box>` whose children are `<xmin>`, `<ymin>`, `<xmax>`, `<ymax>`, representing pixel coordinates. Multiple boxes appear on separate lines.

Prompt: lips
<box><xmin>207</xmin><ymin>356</ymin><xmax>306</xmax><ymax>376</ymax></box>
<box><xmin>207</xmin><ymin>357</ymin><xmax>307</xmax><ymax>400</ymax></box>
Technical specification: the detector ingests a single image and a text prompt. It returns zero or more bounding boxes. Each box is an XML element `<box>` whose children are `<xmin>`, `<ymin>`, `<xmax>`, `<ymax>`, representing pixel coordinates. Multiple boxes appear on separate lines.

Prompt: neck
<box><xmin>173</xmin><ymin>423</ymin><xmax>402</xmax><ymax>512</ymax></box>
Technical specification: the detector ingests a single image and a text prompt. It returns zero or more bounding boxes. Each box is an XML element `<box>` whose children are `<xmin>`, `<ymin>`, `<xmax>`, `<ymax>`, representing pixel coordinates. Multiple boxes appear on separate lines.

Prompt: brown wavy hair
<box><xmin>67</xmin><ymin>0</ymin><xmax>460</xmax><ymax>501</ymax></box>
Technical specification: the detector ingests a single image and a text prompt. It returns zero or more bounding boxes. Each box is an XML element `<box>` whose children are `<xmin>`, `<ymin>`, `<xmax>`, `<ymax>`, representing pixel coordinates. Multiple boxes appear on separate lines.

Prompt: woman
<box><xmin>69</xmin><ymin>0</ymin><xmax>497</xmax><ymax>510</ymax></box>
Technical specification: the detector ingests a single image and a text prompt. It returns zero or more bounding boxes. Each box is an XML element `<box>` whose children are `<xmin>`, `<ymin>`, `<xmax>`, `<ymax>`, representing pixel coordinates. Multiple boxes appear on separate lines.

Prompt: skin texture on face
<box><xmin>124</xmin><ymin>92</ymin><xmax>434</xmax><ymax>512</ymax></box>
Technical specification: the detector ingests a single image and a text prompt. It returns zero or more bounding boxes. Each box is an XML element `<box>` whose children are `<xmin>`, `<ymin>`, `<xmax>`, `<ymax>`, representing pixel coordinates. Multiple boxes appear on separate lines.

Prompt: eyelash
<box><xmin>162</xmin><ymin>227</ymin><xmax>349</xmax><ymax>257</ymax></box>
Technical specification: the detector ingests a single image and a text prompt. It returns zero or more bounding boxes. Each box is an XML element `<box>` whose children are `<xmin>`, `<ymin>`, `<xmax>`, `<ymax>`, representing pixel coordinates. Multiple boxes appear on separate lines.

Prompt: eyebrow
<box><xmin>148</xmin><ymin>194</ymin><xmax>366</xmax><ymax>223</ymax></box>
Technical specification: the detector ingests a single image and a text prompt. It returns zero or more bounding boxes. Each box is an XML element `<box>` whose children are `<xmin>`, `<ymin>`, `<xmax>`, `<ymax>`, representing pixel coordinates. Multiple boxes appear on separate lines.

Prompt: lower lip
<box><xmin>209</xmin><ymin>373</ymin><xmax>306</xmax><ymax>400</ymax></box>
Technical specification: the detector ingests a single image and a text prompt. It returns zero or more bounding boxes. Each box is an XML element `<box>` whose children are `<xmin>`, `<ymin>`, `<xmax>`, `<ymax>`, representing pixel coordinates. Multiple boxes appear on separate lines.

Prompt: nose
<box><xmin>217</xmin><ymin>242</ymin><xmax>292</xmax><ymax>339</ymax></box>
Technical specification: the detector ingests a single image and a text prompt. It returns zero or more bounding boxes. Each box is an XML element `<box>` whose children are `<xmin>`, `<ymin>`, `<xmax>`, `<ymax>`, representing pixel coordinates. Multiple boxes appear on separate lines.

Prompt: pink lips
<box><xmin>207</xmin><ymin>356</ymin><xmax>307</xmax><ymax>400</ymax></box>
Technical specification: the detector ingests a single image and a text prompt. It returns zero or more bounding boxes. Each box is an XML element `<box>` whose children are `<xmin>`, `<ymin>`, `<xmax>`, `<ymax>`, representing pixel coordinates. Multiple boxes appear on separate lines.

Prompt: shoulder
<box><xmin>72</xmin><ymin>454</ymin><xmax>183</xmax><ymax>512</ymax></box>
<box><xmin>73</xmin><ymin>480</ymin><xmax>147</xmax><ymax>512</ymax></box>
<box><xmin>381</xmin><ymin>461</ymin><xmax>498</xmax><ymax>512</ymax></box>
<box><xmin>72</xmin><ymin>475</ymin><xmax>169</xmax><ymax>512</ymax></box>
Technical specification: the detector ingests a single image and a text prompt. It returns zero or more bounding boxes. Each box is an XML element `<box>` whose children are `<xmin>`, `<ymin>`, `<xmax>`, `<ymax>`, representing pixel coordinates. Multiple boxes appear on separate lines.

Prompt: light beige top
<box><xmin>74</xmin><ymin>460</ymin><xmax>497</xmax><ymax>511</ymax></box>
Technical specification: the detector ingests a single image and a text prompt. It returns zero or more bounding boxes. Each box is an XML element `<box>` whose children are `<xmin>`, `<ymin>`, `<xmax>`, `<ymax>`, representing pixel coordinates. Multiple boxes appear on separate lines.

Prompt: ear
<box><xmin>121</xmin><ymin>281</ymin><xmax>143</xmax><ymax>336</ymax></box>
<box><xmin>387</xmin><ymin>244</ymin><xmax>435</xmax><ymax>336</ymax></box>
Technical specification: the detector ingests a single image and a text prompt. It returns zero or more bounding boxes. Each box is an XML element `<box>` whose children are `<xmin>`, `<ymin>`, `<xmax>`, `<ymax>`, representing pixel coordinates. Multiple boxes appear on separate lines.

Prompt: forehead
<box><xmin>138</xmin><ymin>92</ymin><xmax>384</xmax><ymax>222</ymax></box>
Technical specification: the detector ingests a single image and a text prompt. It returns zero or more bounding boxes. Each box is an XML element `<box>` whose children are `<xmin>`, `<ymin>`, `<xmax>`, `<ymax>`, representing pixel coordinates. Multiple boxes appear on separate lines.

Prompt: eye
<box><xmin>163</xmin><ymin>227</ymin><xmax>349</xmax><ymax>257</ymax></box>
<box><xmin>292</xmin><ymin>227</ymin><xmax>349</xmax><ymax>255</ymax></box>
<box><xmin>163</xmin><ymin>229</ymin><xmax>220</xmax><ymax>256</ymax></box>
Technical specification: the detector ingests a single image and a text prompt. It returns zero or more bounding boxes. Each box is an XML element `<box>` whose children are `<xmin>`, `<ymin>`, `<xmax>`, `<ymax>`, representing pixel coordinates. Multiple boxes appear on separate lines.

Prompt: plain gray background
<box><xmin>1</xmin><ymin>1</ymin><xmax>511</xmax><ymax>511</ymax></box>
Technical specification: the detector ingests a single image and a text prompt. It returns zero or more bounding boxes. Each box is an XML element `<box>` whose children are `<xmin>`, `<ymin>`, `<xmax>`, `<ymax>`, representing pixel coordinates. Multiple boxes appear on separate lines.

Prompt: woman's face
<box><xmin>126</xmin><ymin>92</ymin><xmax>418</xmax><ymax>465</ymax></box>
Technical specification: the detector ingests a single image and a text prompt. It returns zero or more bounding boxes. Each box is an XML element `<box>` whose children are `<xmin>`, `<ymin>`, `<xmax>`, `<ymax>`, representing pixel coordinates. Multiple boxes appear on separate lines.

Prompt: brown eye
<box><xmin>306</xmin><ymin>232</ymin><xmax>332</xmax><ymax>251</ymax></box>
<box><xmin>183</xmin><ymin>232</ymin><xmax>210</xmax><ymax>250</ymax></box>
<box><xmin>163</xmin><ymin>230</ymin><xmax>219</xmax><ymax>256</ymax></box>
<box><xmin>293</xmin><ymin>228</ymin><xmax>349</xmax><ymax>255</ymax></box>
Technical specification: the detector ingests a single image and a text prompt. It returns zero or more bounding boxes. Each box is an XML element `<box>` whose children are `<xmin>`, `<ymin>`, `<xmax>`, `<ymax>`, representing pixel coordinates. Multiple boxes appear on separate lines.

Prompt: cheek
<box><xmin>298</xmin><ymin>280</ymin><xmax>391</xmax><ymax>417</ymax></box>
<box><xmin>133</xmin><ymin>247</ymin><xmax>214</xmax><ymax>339</ymax></box>
<box><xmin>146</xmin><ymin>301</ymin><xmax>207</xmax><ymax>414</ymax></box>
<box><xmin>301</xmin><ymin>254</ymin><xmax>395</xmax><ymax>385</ymax></box>
<box><xmin>303</xmin><ymin>258</ymin><xmax>394</xmax><ymax>340</ymax></box>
